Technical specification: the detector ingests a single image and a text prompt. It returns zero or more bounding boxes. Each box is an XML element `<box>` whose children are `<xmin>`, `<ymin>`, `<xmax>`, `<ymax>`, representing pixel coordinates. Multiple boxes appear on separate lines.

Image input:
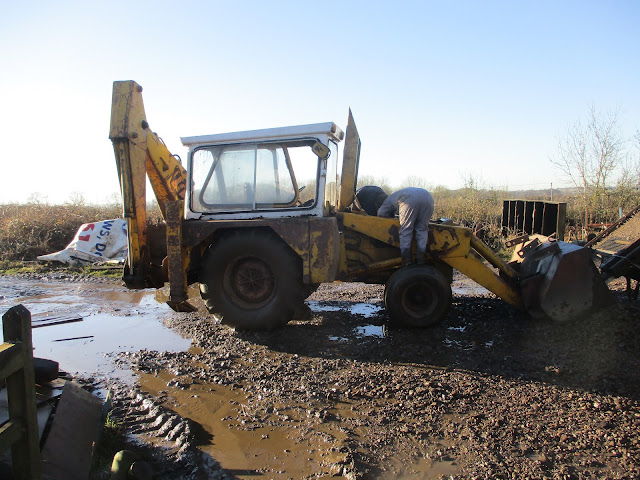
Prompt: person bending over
<box><xmin>376</xmin><ymin>187</ymin><xmax>434</xmax><ymax>265</ymax></box>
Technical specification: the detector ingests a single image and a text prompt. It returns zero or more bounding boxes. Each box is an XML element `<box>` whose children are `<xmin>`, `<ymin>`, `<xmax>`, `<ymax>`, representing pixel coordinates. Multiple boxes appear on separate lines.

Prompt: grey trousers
<box><xmin>377</xmin><ymin>188</ymin><xmax>434</xmax><ymax>256</ymax></box>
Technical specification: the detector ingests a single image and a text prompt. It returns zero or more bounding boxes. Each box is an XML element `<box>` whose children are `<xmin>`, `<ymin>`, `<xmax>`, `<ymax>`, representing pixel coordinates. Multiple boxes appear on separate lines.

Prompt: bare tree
<box><xmin>398</xmin><ymin>175</ymin><xmax>433</xmax><ymax>190</ymax></box>
<box><xmin>550</xmin><ymin>106</ymin><xmax>626</xmax><ymax>229</ymax></box>
<box><xmin>356</xmin><ymin>174</ymin><xmax>393</xmax><ymax>194</ymax></box>
<box><xmin>634</xmin><ymin>129</ymin><xmax>640</xmax><ymax>185</ymax></box>
<box><xmin>614</xmin><ymin>129</ymin><xmax>640</xmax><ymax>211</ymax></box>
<box><xmin>64</xmin><ymin>192</ymin><xmax>87</xmax><ymax>206</ymax></box>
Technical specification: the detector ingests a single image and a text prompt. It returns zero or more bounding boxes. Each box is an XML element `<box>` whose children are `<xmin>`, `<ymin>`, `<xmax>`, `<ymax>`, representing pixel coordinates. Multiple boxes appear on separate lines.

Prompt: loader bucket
<box><xmin>512</xmin><ymin>237</ymin><xmax>613</xmax><ymax>322</ymax></box>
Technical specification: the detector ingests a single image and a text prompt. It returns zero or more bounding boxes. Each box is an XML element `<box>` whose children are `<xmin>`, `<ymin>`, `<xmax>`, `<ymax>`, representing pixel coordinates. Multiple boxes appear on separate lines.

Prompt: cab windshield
<box><xmin>190</xmin><ymin>139</ymin><xmax>319</xmax><ymax>213</ymax></box>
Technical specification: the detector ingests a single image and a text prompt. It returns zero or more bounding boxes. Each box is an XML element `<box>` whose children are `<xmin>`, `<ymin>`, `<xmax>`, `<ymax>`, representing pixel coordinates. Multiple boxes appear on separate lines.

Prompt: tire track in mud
<box><xmin>105</xmin><ymin>382</ymin><xmax>228</xmax><ymax>479</ymax></box>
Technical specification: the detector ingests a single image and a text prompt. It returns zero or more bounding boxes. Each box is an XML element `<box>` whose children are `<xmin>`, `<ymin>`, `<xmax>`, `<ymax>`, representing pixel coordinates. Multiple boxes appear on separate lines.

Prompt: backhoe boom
<box><xmin>109</xmin><ymin>80</ymin><xmax>187</xmax><ymax>289</ymax></box>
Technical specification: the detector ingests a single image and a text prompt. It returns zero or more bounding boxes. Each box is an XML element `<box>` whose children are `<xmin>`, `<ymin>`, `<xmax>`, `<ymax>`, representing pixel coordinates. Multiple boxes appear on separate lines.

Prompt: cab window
<box><xmin>190</xmin><ymin>140</ymin><xmax>319</xmax><ymax>213</ymax></box>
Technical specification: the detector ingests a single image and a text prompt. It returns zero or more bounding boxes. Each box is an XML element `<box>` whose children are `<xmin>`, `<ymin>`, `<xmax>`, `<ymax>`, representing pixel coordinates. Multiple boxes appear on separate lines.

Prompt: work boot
<box><xmin>416</xmin><ymin>250</ymin><xmax>426</xmax><ymax>264</ymax></box>
<box><xmin>401</xmin><ymin>250</ymin><xmax>413</xmax><ymax>266</ymax></box>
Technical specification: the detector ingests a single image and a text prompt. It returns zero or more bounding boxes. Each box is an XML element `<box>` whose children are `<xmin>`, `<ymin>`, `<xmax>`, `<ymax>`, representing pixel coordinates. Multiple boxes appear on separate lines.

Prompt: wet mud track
<box><xmin>2</xmin><ymin>275</ymin><xmax>640</xmax><ymax>479</ymax></box>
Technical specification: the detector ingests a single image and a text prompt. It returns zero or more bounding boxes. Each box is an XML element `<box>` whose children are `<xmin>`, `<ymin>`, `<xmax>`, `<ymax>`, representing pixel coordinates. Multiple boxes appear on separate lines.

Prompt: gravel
<box><xmin>103</xmin><ymin>276</ymin><xmax>640</xmax><ymax>479</ymax></box>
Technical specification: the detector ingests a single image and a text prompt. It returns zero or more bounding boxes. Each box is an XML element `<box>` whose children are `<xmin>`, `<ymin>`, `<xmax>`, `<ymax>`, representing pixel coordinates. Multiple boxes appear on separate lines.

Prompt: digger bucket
<box><xmin>513</xmin><ymin>237</ymin><xmax>613</xmax><ymax>322</ymax></box>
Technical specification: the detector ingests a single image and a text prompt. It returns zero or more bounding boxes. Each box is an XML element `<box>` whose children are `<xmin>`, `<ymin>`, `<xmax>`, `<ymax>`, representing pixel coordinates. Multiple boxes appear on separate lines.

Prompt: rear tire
<box><xmin>384</xmin><ymin>265</ymin><xmax>451</xmax><ymax>327</ymax></box>
<box><xmin>199</xmin><ymin>230</ymin><xmax>304</xmax><ymax>330</ymax></box>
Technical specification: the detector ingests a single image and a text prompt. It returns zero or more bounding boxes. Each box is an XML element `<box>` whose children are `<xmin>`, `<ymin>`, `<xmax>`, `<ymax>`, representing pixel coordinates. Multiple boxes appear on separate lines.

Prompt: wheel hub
<box><xmin>403</xmin><ymin>282</ymin><xmax>435</xmax><ymax>318</ymax></box>
<box><xmin>228</xmin><ymin>257</ymin><xmax>275</xmax><ymax>306</ymax></box>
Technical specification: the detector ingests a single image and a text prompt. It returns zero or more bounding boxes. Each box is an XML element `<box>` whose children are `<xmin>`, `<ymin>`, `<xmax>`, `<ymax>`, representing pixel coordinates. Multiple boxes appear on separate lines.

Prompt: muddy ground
<box><xmin>108</xmin><ymin>275</ymin><xmax>640</xmax><ymax>480</ymax></box>
<box><xmin>3</xmin><ymin>273</ymin><xmax>640</xmax><ymax>479</ymax></box>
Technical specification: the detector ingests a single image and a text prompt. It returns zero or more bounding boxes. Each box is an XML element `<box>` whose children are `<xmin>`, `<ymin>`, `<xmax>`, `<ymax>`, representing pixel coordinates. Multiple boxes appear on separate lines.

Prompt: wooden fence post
<box><xmin>2</xmin><ymin>305</ymin><xmax>42</xmax><ymax>480</ymax></box>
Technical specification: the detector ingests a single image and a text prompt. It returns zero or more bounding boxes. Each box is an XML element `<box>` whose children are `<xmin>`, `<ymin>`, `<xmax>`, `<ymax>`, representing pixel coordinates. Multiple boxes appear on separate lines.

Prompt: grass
<box><xmin>90</xmin><ymin>410</ymin><xmax>125</xmax><ymax>478</ymax></box>
<box><xmin>0</xmin><ymin>201</ymin><xmax>122</xmax><ymax>262</ymax></box>
<box><xmin>2</xmin><ymin>185</ymin><xmax>637</xmax><ymax>269</ymax></box>
<box><xmin>0</xmin><ymin>199</ymin><xmax>163</xmax><ymax>276</ymax></box>
<box><xmin>0</xmin><ymin>260</ymin><xmax>123</xmax><ymax>277</ymax></box>
<box><xmin>0</xmin><ymin>199</ymin><xmax>125</xmax><ymax>277</ymax></box>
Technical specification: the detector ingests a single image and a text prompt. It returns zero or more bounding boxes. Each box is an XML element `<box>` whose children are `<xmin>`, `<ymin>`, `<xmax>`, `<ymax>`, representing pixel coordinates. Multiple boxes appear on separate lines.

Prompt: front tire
<box><xmin>199</xmin><ymin>230</ymin><xmax>305</xmax><ymax>330</ymax></box>
<box><xmin>384</xmin><ymin>265</ymin><xmax>451</xmax><ymax>327</ymax></box>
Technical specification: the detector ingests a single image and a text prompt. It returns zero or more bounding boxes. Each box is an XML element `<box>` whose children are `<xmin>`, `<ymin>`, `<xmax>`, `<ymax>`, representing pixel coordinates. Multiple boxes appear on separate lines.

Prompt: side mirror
<box><xmin>311</xmin><ymin>141</ymin><xmax>330</xmax><ymax>159</ymax></box>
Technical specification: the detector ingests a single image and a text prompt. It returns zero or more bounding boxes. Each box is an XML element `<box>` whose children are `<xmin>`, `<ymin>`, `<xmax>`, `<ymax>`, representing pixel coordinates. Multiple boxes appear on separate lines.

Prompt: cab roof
<box><xmin>181</xmin><ymin>122</ymin><xmax>344</xmax><ymax>147</ymax></box>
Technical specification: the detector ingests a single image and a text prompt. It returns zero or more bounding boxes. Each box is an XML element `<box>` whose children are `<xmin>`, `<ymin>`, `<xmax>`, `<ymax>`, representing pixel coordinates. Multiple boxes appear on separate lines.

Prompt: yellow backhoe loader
<box><xmin>109</xmin><ymin>80</ymin><xmax>611</xmax><ymax>330</ymax></box>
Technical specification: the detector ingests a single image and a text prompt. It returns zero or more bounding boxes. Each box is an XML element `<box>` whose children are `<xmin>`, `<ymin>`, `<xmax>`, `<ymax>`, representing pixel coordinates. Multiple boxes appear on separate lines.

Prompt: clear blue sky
<box><xmin>1</xmin><ymin>0</ymin><xmax>638</xmax><ymax>204</ymax></box>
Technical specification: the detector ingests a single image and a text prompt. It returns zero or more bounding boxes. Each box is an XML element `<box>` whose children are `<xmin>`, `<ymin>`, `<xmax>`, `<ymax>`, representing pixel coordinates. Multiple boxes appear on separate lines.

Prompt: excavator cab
<box><xmin>181</xmin><ymin>123</ymin><xmax>343</xmax><ymax>221</ymax></box>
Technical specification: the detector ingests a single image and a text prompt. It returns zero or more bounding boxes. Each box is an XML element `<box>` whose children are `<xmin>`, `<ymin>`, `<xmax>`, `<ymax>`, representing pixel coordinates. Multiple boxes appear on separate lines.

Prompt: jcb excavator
<box><xmin>110</xmin><ymin>80</ymin><xmax>611</xmax><ymax>330</ymax></box>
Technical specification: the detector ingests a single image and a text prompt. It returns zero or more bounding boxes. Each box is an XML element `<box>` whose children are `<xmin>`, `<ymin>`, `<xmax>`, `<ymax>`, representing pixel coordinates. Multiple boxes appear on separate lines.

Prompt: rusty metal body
<box><xmin>338</xmin><ymin>213</ymin><xmax>524</xmax><ymax>309</ymax></box>
<box><xmin>587</xmin><ymin>204</ymin><xmax>640</xmax><ymax>295</ymax></box>
<box><xmin>183</xmin><ymin>216</ymin><xmax>342</xmax><ymax>285</ymax></box>
<box><xmin>110</xmin><ymin>80</ymin><xmax>611</xmax><ymax>329</ymax></box>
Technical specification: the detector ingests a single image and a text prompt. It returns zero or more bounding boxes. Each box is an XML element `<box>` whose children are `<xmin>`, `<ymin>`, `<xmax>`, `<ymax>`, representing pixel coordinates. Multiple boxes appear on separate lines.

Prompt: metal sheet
<box><xmin>41</xmin><ymin>381</ymin><xmax>104</xmax><ymax>480</ymax></box>
<box><xmin>337</xmin><ymin>110</ymin><xmax>361</xmax><ymax>212</ymax></box>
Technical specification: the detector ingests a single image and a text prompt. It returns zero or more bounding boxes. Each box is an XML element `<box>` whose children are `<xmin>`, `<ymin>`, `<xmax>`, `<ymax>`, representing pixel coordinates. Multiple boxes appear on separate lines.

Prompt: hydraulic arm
<box><xmin>109</xmin><ymin>80</ymin><xmax>187</xmax><ymax>289</ymax></box>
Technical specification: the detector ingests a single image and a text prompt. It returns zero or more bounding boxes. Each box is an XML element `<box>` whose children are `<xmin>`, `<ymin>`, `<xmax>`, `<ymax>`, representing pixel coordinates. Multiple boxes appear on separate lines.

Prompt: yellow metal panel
<box><xmin>165</xmin><ymin>200</ymin><xmax>195</xmax><ymax>311</ymax></box>
<box><xmin>429</xmin><ymin>225</ymin><xmax>471</xmax><ymax>257</ymax></box>
<box><xmin>339</xmin><ymin>212</ymin><xmax>400</xmax><ymax>246</ymax></box>
<box><xmin>112</xmin><ymin>138</ymin><xmax>147</xmax><ymax>279</ymax></box>
<box><xmin>109</xmin><ymin>81</ymin><xmax>147</xmax><ymax>140</ymax></box>
<box><xmin>265</xmin><ymin>220</ymin><xmax>311</xmax><ymax>283</ymax></box>
<box><xmin>341</xmin><ymin>213</ymin><xmax>478</xmax><ymax>258</ymax></box>
<box><xmin>337</xmin><ymin>110</ymin><xmax>360</xmax><ymax>212</ymax></box>
<box><xmin>267</xmin><ymin>217</ymin><xmax>339</xmax><ymax>284</ymax></box>
<box><xmin>308</xmin><ymin>217</ymin><xmax>340</xmax><ymax>283</ymax></box>
<box><xmin>166</xmin><ymin>200</ymin><xmax>187</xmax><ymax>300</ymax></box>
<box><xmin>428</xmin><ymin>226</ymin><xmax>522</xmax><ymax>307</ymax></box>
<box><xmin>146</xmin><ymin>131</ymin><xmax>187</xmax><ymax>219</ymax></box>
<box><xmin>110</xmin><ymin>81</ymin><xmax>149</xmax><ymax>280</ymax></box>
<box><xmin>445</xmin><ymin>256</ymin><xmax>523</xmax><ymax>309</ymax></box>
<box><xmin>338</xmin><ymin>232</ymin><xmax>349</xmax><ymax>277</ymax></box>
<box><xmin>340</xmin><ymin>212</ymin><xmax>522</xmax><ymax>306</ymax></box>
<box><xmin>110</xmin><ymin>81</ymin><xmax>186</xmax><ymax>285</ymax></box>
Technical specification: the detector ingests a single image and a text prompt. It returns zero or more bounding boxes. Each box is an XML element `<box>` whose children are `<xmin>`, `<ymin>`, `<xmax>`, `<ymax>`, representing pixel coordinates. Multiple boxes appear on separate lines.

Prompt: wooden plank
<box><xmin>0</xmin><ymin>419</ymin><xmax>22</xmax><ymax>452</ymax></box>
<box><xmin>2</xmin><ymin>305</ymin><xmax>41</xmax><ymax>480</ymax></box>
<box><xmin>40</xmin><ymin>381</ymin><xmax>104</xmax><ymax>480</ymax></box>
<box><xmin>32</xmin><ymin>313</ymin><xmax>82</xmax><ymax>323</ymax></box>
<box><xmin>0</xmin><ymin>343</ymin><xmax>23</xmax><ymax>379</ymax></box>
<box><xmin>35</xmin><ymin>379</ymin><xmax>65</xmax><ymax>404</ymax></box>
<box><xmin>31</xmin><ymin>313</ymin><xmax>83</xmax><ymax>329</ymax></box>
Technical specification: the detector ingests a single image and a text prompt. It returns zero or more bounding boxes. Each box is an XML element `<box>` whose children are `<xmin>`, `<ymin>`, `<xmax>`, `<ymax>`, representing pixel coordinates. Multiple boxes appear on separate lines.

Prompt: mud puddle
<box><xmin>136</xmin><ymin>366</ymin><xmax>461</xmax><ymax>480</ymax></box>
<box><xmin>139</xmin><ymin>371</ymin><xmax>353</xmax><ymax>479</ymax></box>
<box><xmin>0</xmin><ymin>278</ymin><xmax>190</xmax><ymax>381</ymax></box>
